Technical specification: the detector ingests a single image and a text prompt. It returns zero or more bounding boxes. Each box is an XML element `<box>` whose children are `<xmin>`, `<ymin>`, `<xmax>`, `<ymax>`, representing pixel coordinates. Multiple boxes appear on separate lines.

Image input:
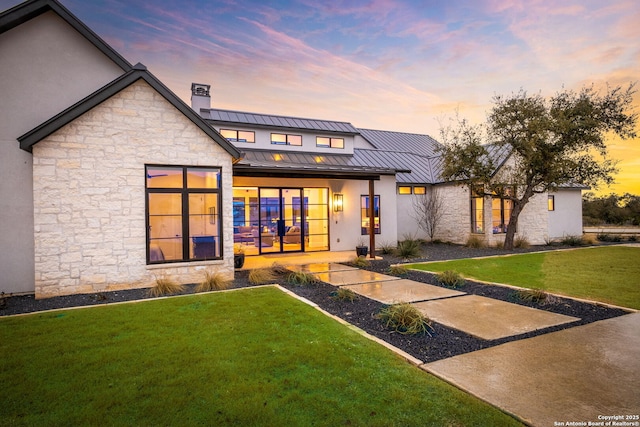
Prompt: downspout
<box><xmin>368</xmin><ymin>179</ymin><xmax>375</xmax><ymax>259</ymax></box>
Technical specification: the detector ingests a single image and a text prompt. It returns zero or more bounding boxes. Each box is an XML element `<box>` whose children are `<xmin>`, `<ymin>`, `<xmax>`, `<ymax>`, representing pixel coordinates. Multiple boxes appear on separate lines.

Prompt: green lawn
<box><xmin>408</xmin><ymin>246</ymin><xmax>640</xmax><ymax>309</ymax></box>
<box><xmin>0</xmin><ymin>287</ymin><xmax>521</xmax><ymax>426</ymax></box>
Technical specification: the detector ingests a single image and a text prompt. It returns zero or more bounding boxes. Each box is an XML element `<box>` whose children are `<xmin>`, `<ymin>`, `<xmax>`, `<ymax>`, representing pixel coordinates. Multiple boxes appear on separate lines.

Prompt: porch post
<box><xmin>368</xmin><ymin>179</ymin><xmax>375</xmax><ymax>259</ymax></box>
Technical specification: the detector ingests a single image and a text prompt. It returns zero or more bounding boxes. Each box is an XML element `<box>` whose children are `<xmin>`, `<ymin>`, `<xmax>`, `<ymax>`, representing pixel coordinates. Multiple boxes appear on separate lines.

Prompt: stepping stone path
<box><xmin>296</xmin><ymin>263</ymin><xmax>581</xmax><ymax>341</ymax></box>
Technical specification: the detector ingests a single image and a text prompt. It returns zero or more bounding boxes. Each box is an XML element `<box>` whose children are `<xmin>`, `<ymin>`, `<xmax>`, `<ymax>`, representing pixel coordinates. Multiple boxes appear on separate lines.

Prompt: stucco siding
<box><xmin>32</xmin><ymin>81</ymin><xmax>234</xmax><ymax>298</ymax></box>
<box><xmin>548</xmin><ymin>189</ymin><xmax>583</xmax><ymax>238</ymax></box>
<box><xmin>0</xmin><ymin>11</ymin><xmax>126</xmax><ymax>294</ymax></box>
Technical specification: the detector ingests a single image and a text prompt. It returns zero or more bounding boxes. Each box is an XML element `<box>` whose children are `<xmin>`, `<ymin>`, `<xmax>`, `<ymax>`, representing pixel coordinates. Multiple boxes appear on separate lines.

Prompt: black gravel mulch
<box><xmin>0</xmin><ymin>243</ymin><xmax>630</xmax><ymax>363</ymax></box>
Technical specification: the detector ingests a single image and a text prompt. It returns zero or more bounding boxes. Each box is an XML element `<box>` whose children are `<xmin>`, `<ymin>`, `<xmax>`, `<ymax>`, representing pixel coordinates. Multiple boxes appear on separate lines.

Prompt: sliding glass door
<box><xmin>232</xmin><ymin>186</ymin><xmax>329</xmax><ymax>255</ymax></box>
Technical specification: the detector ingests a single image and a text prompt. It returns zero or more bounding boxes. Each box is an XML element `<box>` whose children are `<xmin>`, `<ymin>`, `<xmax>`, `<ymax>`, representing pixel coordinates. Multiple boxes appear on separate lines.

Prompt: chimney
<box><xmin>190</xmin><ymin>83</ymin><xmax>211</xmax><ymax>112</ymax></box>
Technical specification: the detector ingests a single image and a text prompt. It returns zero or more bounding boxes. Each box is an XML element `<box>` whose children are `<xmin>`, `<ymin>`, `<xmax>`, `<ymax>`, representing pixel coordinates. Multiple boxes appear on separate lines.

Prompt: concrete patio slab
<box><xmin>287</xmin><ymin>263</ymin><xmax>357</xmax><ymax>273</ymax></box>
<box><xmin>313</xmin><ymin>270</ymin><xmax>399</xmax><ymax>286</ymax></box>
<box><xmin>412</xmin><ymin>295</ymin><xmax>579</xmax><ymax>340</ymax></box>
<box><xmin>343</xmin><ymin>279</ymin><xmax>465</xmax><ymax>304</ymax></box>
<box><xmin>424</xmin><ymin>313</ymin><xmax>640</xmax><ymax>427</ymax></box>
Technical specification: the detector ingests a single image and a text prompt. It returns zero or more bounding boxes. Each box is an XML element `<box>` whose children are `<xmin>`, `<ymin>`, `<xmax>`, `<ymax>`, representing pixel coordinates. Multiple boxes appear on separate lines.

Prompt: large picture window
<box><xmin>491</xmin><ymin>188</ymin><xmax>513</xmax><ymax>234</ymax></box>
<box><xmin>361</xmin><ymin>195</ymin><xmax>380</xmax><ymax>235</ymax></box>
<box><xmin>146</xmin><ymin>165</ymin><xmax>222</xmax><ymax>263</ymax></box>
<box><xmin>470</xmin><ymin>186</ymin><xmax>484</xmax><ymax>234</ymax></box>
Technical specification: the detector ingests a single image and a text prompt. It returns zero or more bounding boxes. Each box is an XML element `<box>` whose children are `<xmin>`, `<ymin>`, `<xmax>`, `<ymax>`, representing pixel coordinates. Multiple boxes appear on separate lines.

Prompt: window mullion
<box><xmin>182</xmin><ymin>168</ymin><xmax>190</xmax><ymax>260</ymax></box>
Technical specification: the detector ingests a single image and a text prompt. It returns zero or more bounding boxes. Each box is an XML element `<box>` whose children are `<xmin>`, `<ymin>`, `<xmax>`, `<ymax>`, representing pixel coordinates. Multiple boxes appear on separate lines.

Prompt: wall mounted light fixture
<box><xmin>333</xmin><ymin>193</ymin><xmax>343</xmax><ymax>212</ymax></box>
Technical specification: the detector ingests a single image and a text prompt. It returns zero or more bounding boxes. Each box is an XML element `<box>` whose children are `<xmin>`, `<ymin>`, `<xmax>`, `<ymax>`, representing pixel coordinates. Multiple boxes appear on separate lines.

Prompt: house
<box><xmin>191</xmin><ymin>89</ymin><xmax>583</xmax><ymax>255</ymax></box>
<box><xmin>1</xmin><ymin>0</ymin><xmax>241</xmax><ymax>298</ymax></box>
<box><xmin>0</xmin><ymin>0</ymin><xmax>583</xmax><ymax>299</ymax></box>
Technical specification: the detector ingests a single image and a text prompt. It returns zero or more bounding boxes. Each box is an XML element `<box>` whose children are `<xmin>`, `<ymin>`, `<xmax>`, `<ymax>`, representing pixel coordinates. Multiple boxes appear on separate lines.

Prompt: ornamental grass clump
<box><xmin>379</xmin><ymin>241</ymin><xmax>396</xmax><ymax>255</ymax></box>
<box><xmin>436</xmin><ymin>270</ymin><xmax>465</xmax><ymax>288</ymax></box>
<box><xmin>465</xmin><ymin>235</ymin><xmax>485</xmax><ymax>248</ymax></box>
<box><xmin>332</xmin><ymin>287</ymin><xmax>359</xmax><ymax>302</ymax></box>
<box><xmin>514</xmin><ymin>236</ymin><xmax>531</xmax><ymax>249</ymax></box>
<box><xmin>351</xmin><ymin>256</ymin><xmax>370</xmax><ymax>268</ymax></box>
<box><xmin>377</xmin><ymin>303</ymin><xmax>434</xmax><ymax>336</ymax></box>
<box><xmin>516</xmin><ymin>288</ymin><xmax>551</xmax><ymax>304</ymax></box>
<box><xmin>197</xmin><ymin>271</ymin><xmax>232</xmax><ymax>292</ymax></box>
<box><xmin>270</xmin><ymin>262</ymin><xmax>290</xmax><ymax>275</ymax></box>
<box><xmin>388</xmin><ymin>265</ymin><xmax>409</xmax><ymax>276</ymax></box>
<box><xmin>286</xmin><ymin>271</ymin><xmax>318</xmax><ymax>286</ymax></box>
<box><xmin>395</xmin><ymin>238</ymin><xmax>422</xmax><ymax>259</ymax></box>
<box><xmin>149</xmin><ymin>276</ymin><xmax>183</xmax><ymax>297</ymax></box>
<box><xmin>248</xmin><ymin>268</ymin><xmax>277</xmax><ymax>285</ymax></box>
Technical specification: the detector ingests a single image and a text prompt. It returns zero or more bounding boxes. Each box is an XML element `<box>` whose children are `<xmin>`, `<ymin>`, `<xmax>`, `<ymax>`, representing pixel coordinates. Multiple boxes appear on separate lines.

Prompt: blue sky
<box><xmin>2</xmin><ymin>0</ymin><xmax>639</xmax><ymax>194</ymax></box>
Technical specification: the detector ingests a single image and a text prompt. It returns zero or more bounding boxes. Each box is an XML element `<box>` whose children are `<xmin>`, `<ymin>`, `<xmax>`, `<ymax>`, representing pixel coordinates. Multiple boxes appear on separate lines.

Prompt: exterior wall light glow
<box><xmin>333</xmin><ymin>193</ymin><xmax>343</xmax><ymax>212</ymax></box>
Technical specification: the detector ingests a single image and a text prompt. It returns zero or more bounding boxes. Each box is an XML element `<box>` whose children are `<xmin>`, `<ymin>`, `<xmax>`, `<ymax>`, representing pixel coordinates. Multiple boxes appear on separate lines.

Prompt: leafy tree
<box><xmin>583</xmin><ymin>192</ymin><xmax>640</xmax><ymax>225</ymax></box>
<box><xmin>439</xmin><ymin>85</ymin><xmax>637</xmax><ymax>249</ymax></box>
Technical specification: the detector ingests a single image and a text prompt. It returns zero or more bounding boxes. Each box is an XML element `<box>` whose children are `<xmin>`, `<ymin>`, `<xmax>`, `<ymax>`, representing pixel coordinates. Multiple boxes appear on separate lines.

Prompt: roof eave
<box><xmin>18</xmin><ymin>64</ymin><xmax>242</xmax><ymax>159</ymax></box>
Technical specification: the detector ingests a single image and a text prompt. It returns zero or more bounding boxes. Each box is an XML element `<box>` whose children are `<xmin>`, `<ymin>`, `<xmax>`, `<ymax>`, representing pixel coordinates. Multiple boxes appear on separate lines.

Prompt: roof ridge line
<box><xmin>205</xmin><ymin>107</ymin><xmax>355</xmax><ymax>126</ymax></box>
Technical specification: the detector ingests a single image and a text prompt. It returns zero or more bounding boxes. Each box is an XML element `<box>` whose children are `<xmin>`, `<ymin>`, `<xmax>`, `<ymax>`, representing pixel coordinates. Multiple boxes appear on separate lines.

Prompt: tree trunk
<box><xmin>503</xmin><ymin>203</ymin><xmax>522</xmax><ymax>250</ymax></box>
<box><xmin>503</xmin><ymin>187</ymin><xmax>534</xmax><ymax>250</ymax></box>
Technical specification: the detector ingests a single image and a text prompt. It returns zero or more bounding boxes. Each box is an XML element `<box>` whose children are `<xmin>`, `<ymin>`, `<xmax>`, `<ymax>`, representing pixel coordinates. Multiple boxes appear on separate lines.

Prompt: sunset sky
<box><xmin>3</xmin><ymin>0</ymin><xmax>639</xmax><ymax>195</ymax></box>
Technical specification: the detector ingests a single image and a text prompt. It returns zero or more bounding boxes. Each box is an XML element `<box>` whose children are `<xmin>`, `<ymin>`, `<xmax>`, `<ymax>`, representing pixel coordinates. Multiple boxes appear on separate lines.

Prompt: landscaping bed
<box><xmin>0</xmin><ymin>243</ymin><xmax>630</xmax><ymax>363</ymax></box>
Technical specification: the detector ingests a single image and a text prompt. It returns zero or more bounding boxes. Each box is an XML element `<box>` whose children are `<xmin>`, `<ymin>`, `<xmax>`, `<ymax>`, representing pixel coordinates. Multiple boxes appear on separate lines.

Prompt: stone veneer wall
<box><xmin>429</xmin><ymin>184</ymin><xmax>549</xmax><ymax>245</ymax></box>
<box><xmin>32</xmin><ymin>80</ymin><xmax>234</xmax><ymax>298</ymax></box>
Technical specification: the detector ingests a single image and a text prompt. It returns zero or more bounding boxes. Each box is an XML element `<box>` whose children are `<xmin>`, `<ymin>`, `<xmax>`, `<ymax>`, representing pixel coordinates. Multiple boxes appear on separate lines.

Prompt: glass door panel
<box><xmin>258</xmin><ymin>188</ymin><xmax>281</xmax><ymax>254</ymax></box>
<box><xmin>281</xmin><ymin>188</ymin><xmax>303</xmax><ymax>253</ymax></box>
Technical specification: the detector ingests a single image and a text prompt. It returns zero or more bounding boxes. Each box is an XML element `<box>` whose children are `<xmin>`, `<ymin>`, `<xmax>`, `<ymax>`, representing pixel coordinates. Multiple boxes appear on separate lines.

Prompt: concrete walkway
<box><xmin>292</xmin><ymin>262</ymin><xmax>639</xmax><ymax>427</ymax></box>
<box><xmin>308</xmin><ymin>265</ymin><xmax>578</xmax><ymax>341</ymax></box>
<box><xmin>425</xmin><ymin>313</ymin><xmax>640</xmax><ymax>427</ymax></box>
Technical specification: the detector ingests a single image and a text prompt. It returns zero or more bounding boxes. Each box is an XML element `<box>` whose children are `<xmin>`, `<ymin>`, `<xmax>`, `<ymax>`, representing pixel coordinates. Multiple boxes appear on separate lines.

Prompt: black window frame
<box><xmin>316</xmin><ymin>136</ymin><xmax>345</xmax><ymax>149</ymax></box>
<box><xmin>271</xmin><ymin>133</ymin><xmax>302</xmax><ymax>146</ymax></box>
<box><xmin>145</xmin><ymin>165</ymin><xmax>223</xmax><ymax>264</ymax></box>
<box><xmin>220</xmin><ymin>129</ymin><xmax>255</xmax><ymax>143</ymax></box>
<box><xmin>360</xmin><ymin>194</ymin><xmax>381</xmax><ymax>235</ymax></box>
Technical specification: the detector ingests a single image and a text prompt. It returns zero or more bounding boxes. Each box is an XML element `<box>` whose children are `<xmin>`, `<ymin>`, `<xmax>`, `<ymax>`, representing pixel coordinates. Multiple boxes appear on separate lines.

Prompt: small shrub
<box><xmin>628</xmin><ymin>235</ymin><xmax>638</xmax><ymax>242</ymax></box>
<box><xmin>543</xmin><ymin>235</ymin><xmax>556</xmax><ymax>246</ymax></box>
<box><xmin>493</xmin><ymin>241</ymin><xmax>504</xmax><ymax>249</ymax></box>
<box><xmin>377</xmin><ymin>303</ymin><xmax>434</xmax><ymax>336</ymax></box>
<box><xmin>352</xmin><ymin>256</ymin><xmax>370</xmax><ymax>268</ymax></box>
<box><xmin>436</xmin><ymin>270</ymin><xmax>465</xmax><ymax>288</ymax></box>
<box><xmin>432</xmin><ymin>239</ymin><xmax>444</xmax><ymax>244</ymax></box>
<box><xmin>286</xmin><ymin>271</ymin><xmax>318</xmax><ymax>286</ymax></box>
<box><xmin>379</xmin><ymin>241</ymin><xmax>397</xmax><ymax>255</ymax></box>
<box><xmin>248</xmin><ymin>268</ymin><xmax>276</xmax><ymax>285</ymax></box>
<box><xmin>149</xmin><ymin>276</ymin><xmax>183</xmax><ymax>297</ymax></box>
<box><xmin>332</xmin><ymin>287</ymin><xmax>359</xmax><ymax>302</ymax></box>
<box><xmin>560</xmin><ymin>235</ymin><xmax>585</xmax><ymax>246</ymax></box>
<box><xmin>581</xmin><ymin>234</ymin><xmax>597</xmax><ymax>245</ymax></box>
<box><xmin>465</xmin><ymin>235</ymin><xmax>485</xmax><ymax>248</ymax></box>
<box><xmin>395</xmin><ymin>239</ymin><xmax>422</xmax><ymax>259</ymax></box>
<box><xmin>514</xmin><ymin>236</ymin><xmax>530</xmax><ymax>249</ymax></box>
<box><xmin>197</xmin><ymin>270</ymin><xmax>231</xmax><ymax>292</ymax></box>
<box><xmin>388</xmin><ymin>265</ymin><xmax>408</xmax><ymax>276</ymax></box>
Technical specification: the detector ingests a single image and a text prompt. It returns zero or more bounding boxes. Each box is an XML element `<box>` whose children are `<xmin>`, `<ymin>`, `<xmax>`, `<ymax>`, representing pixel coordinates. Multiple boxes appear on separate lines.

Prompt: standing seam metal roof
<box><xmin>204</xmin><ymin>108</ymin><xmax>358</xmax><ymax>134</ymax></box>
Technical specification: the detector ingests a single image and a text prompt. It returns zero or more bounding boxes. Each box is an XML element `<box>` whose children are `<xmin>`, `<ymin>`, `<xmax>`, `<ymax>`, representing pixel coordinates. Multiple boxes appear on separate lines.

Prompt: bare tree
<box><xmin>412</xmin><ymin>187</ymin><xmax>444</xmax><ymax>241</ymax></box>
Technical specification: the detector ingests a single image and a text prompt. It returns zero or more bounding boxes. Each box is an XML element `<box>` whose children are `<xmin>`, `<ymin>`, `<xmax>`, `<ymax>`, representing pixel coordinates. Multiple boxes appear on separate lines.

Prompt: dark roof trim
<box><xmin>0</xmin><ymin>0</ymin><xmax>132</xmax><ymax>71</ymax></box>
<box><xmin>233</xmin><ymin>165</ymin><xmax>384</xmax><ymax>181</ymax></box>
<box><xmin>19</xmin><ymin>63</ymin><xmax>242</xmax><ymax>159</ymax></box>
